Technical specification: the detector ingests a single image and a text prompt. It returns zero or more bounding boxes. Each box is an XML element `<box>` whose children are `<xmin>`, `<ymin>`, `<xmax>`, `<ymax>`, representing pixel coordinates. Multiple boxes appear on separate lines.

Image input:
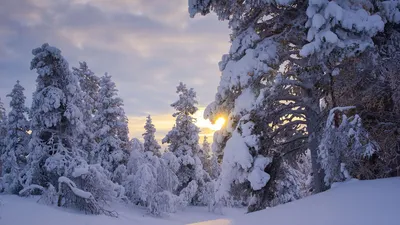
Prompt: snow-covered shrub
<box><xmin>124</xmin><ymin>149</ymin><xmax>180</xmax><ymax>215</ymax></box>
<box><xmin>131</xmin><ymin>138</ymin><xmax>144</xmax><ymax>152</ymax></box>
<box><xmin>111</xmin><ymin>164</ymin><xmax>127</xmax><ymax>186</ymax></box>
<box><xmin>197</xmin><ymin>181</ymin><xmax>216</xmax><ymax>210</ymax></box>
<box><xmin>156</xmin><ymin>159</ymin><xmax>179</xmax><ymax>193</ymax></box>
<box><xmin>24</xmin><ymin>163</ymin><xmax>121</xmax><ymax>217</ymax></box>
<box><xmin>179</xmin><ymin>180</ymin><xmax>198</xmax><ymax>207</ymax></box>
<box><xmin>271</xmin><ymin>156</ymin><xmax>313</xmax><ymax>206</ymax></box>
<box><xmin>319</xmin><ymin>107</ymin><xmax>379</xmax><ymax>186</ymax></box>
<box><xmin>38</xmin><ymin>184</ymin><xmax>58</xmax><ymax>205</ymax></box>
<box><xmin>132</xmin><ymin>163</ymin><xmax>157</xmax><ymax>204</ymax></box>
<box><xmin>148</xmin><ymin>191</ymin><xmax>183</xmax><ymax>216</ymax></box>
<box><xmin>71</xmin><ymin>164</ymin><xmax>124</xmax><ymax>204</ymax></box>
<box><xmin>58</xmin><ymin>176</ymin><xmax>117</xmax><ymax>217</ymax></box>
<box><xmin>162</xmin><ymin>151</ymin><xmax>180</xmax><ymax>173</ymax></box>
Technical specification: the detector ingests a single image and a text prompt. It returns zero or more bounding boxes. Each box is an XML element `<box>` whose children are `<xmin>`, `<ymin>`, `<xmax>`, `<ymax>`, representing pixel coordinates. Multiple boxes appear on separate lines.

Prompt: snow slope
<box><xmin>193</xmin><ymin>178</ymin><xmax>400</xmax><ymax>225</ymax></box>
<box><xmin>1</xmin><ymin>178</ymin><xmax>399</xmax><ymax>225</ymax></box>
<box><xmin>0</xmin><ymin>194</ymin><xmax>244</xmax><ymax>225</ymax></box>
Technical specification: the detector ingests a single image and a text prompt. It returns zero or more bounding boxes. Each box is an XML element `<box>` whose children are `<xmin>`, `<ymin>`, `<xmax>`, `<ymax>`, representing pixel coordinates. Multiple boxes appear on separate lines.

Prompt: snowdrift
<box><xmin>1</xmin><ymin>178</ymin><xmax>399</xmax><ymax>225</ymax></box>
<box><xmin>191</xmin><ymin>178</ymin><xmax>400</xmax><ymax>225</ymax></box>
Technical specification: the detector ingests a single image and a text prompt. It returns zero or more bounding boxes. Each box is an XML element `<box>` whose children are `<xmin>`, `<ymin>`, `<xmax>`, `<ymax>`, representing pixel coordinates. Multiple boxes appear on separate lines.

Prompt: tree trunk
<box><xmin>305</xmin><ymin>91</ymin><xmax>327</xmax><ymax>193</ymax></box>
<box><xmin>58</xmin><ymin>194</ymin><xmax>63</xmax><ymax>207</ymax></box>
<box><xmin>307</xmin><ymin>126</ymin><xmax>325</xmax><ymax>193</ymax></box>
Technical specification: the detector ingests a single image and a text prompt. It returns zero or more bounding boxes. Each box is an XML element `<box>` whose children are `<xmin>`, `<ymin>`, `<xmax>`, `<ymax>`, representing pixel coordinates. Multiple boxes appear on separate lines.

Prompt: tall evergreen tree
<box><xmin>189</xmin><ymin>0</ymin><xmax>393</xmax><ymax>212</ymax></box>
<box><xmin>143</xmin><ymin>115</ymin><xmax>161</xmax><ymax>157</ymax></box>
<box><xmin>1</xmin><ymin>81</ymin><xmax>30</xmax><ymax>193</ymax></box>
<box><xmin>20</xmin><ymin>43</ymin><xmax>86</xmax><ymax>190</ymax></box>
<box><xmin>0</xmin><ymin>98</ymin><xmax>7</xmax><ymax>178</ymax></box>
<box><xmin>94</xmin><ymin>73</ymin><xmax>130</xmax><ymax>177</ymax></box>
<box><xmin>199</xmin><ymin>136</ymin><xmax>210</xmax><ymax>168</ymax></box>
<box><xmin>72</xmin><ymin>61</ymin><xmax>100</xmax><ymax>163</ymax></box>
<box><xmin>162</xmin><ymin>82</ymin><xmax>210</xmax><ymax>205</ymax></box>
<box><xmin>0</xmin><ymin>98</ymin><xmax>6</xmax><ymax>124</ymax></box>
<box><xmin>200</xmin><ymin>136</ymin><xmax>220</xmax><ymax>180</ymax></box>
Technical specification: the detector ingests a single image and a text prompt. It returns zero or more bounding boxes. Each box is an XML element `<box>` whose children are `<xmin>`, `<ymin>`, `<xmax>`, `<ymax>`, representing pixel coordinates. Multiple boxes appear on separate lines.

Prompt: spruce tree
<box><xmin>0</xmin><ymin>98</ymin><xmax>7</xmax><ymax>180</ymax></box>
<box><xmin>143</xmin><ymin>115</ymin><xmax>161</xmax><ymax>157</ymax></box>
<box><xmin>94</xmin><ymin>73</ymin><xmax>130</xmax><ymax>177</ymax></box>
<box><xmin>1</xmin><ymin>81</ymin><xmax>30</xmax><ymax>193</ymax></box>
<box><xmin>199</xmin><ymin>136</ymin><xmax>210</xmax><ymax>169</ymax></box>
<box><xmin>20</xmin><ymin>43</ymin><xmax>86</xmax><ymax>190</ymax></box>
<box><xmin>72</xmin><ymin>62</ymin><xmax>100</xmax><ymax>163</ymax></box>
<box><xmin>201</xmin><ymin>136</ymin><xmax>220</xmax><ymax>180</ymax></box>
<box><xmin>162</xmin><ymin>82</ymin><xmax>210</xmax><ymax>205</ymax></box>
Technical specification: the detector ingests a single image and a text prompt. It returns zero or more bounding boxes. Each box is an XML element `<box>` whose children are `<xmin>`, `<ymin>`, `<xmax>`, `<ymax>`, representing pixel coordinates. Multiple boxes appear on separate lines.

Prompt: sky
<box><xmin>0</xmin><ymin>0</ymin><xmax>231</xmax><ymax>143</ymax></box>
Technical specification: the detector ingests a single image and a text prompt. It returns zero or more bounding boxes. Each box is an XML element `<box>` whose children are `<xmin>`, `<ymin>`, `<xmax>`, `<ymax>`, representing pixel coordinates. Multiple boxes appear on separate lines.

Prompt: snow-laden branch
<box><xmin>19</xmin><ymin>184</ymin><xmax>45</xmax><ymax>196</ymax></box>
<box><xmin>58</xmin><ymin>176</ymin><xmax>118</xmax><ymax>217</ymax></box>
<box><xmin>58</xmin><ymin>176</ymin><xmax>93</xmax><ymax>199</ymax></box>
<box><xmin>326</xmin><ymin>106</ymin><xmax>356</xmax><ymax>128</ymax></box>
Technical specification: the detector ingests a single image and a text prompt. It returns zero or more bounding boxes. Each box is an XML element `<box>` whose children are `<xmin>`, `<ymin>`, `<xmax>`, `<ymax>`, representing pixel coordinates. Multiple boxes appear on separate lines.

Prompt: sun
<box><xmin>194</xmin><ymin>108</ymin><xmax>226</xmax><ymax>131</ymax></box>
<box><xmin>209</xmin><ymin>117</ymin><xmax>226</xmax><ymax>131</ymax></box>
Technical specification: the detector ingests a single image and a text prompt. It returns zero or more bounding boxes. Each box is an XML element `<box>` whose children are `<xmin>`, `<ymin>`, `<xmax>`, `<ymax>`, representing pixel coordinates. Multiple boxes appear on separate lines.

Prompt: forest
<box><xmin>1</xmin><ymin>0</ymin><xmax>400</xmax><ymax>222</ymax></box>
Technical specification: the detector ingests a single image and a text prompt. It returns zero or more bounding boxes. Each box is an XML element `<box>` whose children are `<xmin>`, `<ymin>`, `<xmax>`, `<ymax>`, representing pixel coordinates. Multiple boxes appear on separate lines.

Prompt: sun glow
<box><xmin>195</xmin><ymin>108</ymin><xmax>226</xmax><ymax>131</ymax></box>
<box><xmin>210</xmin><ymin>117</ymin><xmax>226</xmax><ymax>131</ymax></box>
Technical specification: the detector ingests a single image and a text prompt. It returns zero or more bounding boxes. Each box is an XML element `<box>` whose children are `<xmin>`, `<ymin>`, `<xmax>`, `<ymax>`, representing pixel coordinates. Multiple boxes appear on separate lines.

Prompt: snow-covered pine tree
<box><xmin>19</xmin><ymin>44</ymin><xmax>121</xmax><ymax>216</ymax></box>
<box><xmin>188</xmin><ymin>0</ymin><xmax>396</xmax><ymax>211</ymax></box>
<box><xmin>0</xmin><ymin>98</ymin><xmax>7</xmax><ymax>132</ymax></box>
<box><xmin>200</xmin><ymin>136</ymin><xmax>220</xmax><ymax>180</ymax></box>
<box><xmin>199</xmin><ymin>136</ymin><xmax>210</xmax><ymax>168</ymax></box>
<box><xmin>0</xmin><ymin>97</ymin><xmax>7</xmax><ymax>188</ymax></box>
<box><xmin>94</xmin><ymin>73</ymin><xmax>130</xmax><ymax>181</ymax></box>
<box><xmin>72</xmin><ymin>62</ymin><xmax>100</xmax><ymax>163</ymax></box>
<box><xmin>1</xmin><ymin>81</ymin><xmax>30</xmax><ymax>193</ymax></box>
<box><xmin>20</xmin><ymin>43</ymin><xmax>86</xmax><ymax>190</ymax></box>
<box><xmin>162</xmin><ymin>82</ymin><xmax>211</xmax><ymax>205</ymax></box>
<box><xmin>143</xmin><ymin>115</ymin><xmax>161</xmax><ymax>157</ymax></box>
<box><xmin>197</xmin><ymin>19</ymin><xmax>300</xmax><ymax>210</ymax></box>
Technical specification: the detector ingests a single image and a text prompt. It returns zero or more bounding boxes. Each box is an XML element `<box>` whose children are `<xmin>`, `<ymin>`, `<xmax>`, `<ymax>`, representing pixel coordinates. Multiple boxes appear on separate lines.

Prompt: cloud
<box><xmin>0</xmin><ymin>0</ymin><xmax>230</xmax><ymax>139</ymax></box>
<box><xmin>71</xmin><ymin>0</ymin><xmax>189</xmax><ymax>28</ymax></box>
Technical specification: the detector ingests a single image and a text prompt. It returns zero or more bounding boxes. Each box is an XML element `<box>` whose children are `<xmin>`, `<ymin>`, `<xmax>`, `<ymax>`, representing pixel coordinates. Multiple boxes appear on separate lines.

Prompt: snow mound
<box><xmin>191</xmin><ymin>178</ymin><xmax>400</xmax><ymax>225</ymax></box>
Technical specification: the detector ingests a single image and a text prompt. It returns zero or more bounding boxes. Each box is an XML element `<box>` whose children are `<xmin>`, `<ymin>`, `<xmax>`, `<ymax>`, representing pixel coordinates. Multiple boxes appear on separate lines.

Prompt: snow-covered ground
<box><xmin>1</xmin><ymin>178</ymin><xmax>400</xmax><ymax>225</ymax></box>
<box><xmin>0</xmin><ymin>194</ymin><xmax>245</xmax><ymax>225</ymax></box>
